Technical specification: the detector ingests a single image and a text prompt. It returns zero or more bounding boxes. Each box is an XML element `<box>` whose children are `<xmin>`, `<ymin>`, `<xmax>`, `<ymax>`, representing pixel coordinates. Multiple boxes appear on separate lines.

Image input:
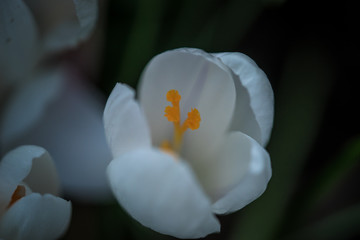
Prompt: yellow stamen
<box><xmin>164</xmin><ymin>106</ymin><xmax>180</xmax><ymax>122</ymax></box>
<box><xmin>7</xmin><ymin>185</ymin><xmax>26</xmax><ymax>208</ymax></box>
<box><xmin>162</xmin><ymin>89</ymin><xmax>201</xmax><ymax>153</ymax></box>
<box><xmin>166</xmin><ymin>89</ymin><xmax>181</xmax><ymax>104</ymax></box>
<box><xmin>164</xmin><ymin>90</ymin><xmax>181</xmax><ymax>123</ymax></box>
<box><xmin>160</xmin><ymin>140</ymin><xmax>177</xmax><ymax>157</ymax></box>
<box><xmin>184</xmin><ymin>108</ymin><xmax>201</xmax><ymax>130</ymax></box>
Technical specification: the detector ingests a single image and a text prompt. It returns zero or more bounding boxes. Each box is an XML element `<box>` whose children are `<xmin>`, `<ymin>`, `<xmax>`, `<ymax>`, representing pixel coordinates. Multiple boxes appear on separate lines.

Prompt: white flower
<box><xmin>0</xmin><ymin>145</ymin><xmax>71</xmax><ymax>240</ymax></box>
<box><xmin>0</xmin><ymin>68</ymin><xmax>113</xmax><ymax>202</ymax></box>
<box><xmin>0</xmin><ymin>0</ymin><xmax>112</xmax><ymax>202</ymax></box>
<box><xmin>0</xmin><ymin>0</ymin><xmax>98</xmax><ymax>84</ymax></box>
<box><xmin>104</xmin><ymin>48</ymin><xmax>274</xmax><ymax>238</ymax></box>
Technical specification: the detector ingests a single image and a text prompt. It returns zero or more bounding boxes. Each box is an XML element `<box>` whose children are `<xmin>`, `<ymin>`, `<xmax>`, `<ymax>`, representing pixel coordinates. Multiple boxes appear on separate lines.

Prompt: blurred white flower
<box><xmin>0</xmin><ymin>145</ymin><xmax>71</xmax><ymax>240</ymax></box>
<box><xmin>0</xmin><ymin>0</ymin><xmax>112</xmax><ymax>202</ymax></box>
<box><xmin>0</xmin><ymin>0</ymin><xmax>97</xmax><ymax>84</ymax></box>
<box><xmin>1</xmin><ymin>67</ymin><xmax>113</xmax><ymax>201</ymax></box>
<box><xmin>104</xmin><ymin>48</ymin><xmax>274</xmax><ymax>238</ymax></box>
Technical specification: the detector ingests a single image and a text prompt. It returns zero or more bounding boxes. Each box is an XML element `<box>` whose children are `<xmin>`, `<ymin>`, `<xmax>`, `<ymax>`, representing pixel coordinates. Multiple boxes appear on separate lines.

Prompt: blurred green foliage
<box><xmin>102</xmin><ymin>0</ymin><xmax>271</xmax><ymax>91</ymax></box>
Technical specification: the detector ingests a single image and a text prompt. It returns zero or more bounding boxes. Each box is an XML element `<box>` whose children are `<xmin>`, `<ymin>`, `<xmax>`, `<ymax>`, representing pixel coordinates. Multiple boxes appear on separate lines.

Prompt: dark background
<box><xmin>65</xmin><ymin>0</ymin><xmax>360</xmax><ymax>239</ymax></box>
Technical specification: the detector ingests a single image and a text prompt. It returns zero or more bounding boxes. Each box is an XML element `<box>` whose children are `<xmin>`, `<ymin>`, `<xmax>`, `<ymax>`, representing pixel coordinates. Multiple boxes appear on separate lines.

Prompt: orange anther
<box><xmin>184</xmin><ymin>108</ymin><xmax>201</xmax><ymax>130</ymax></box>
<box><xmin>7</xmin><ymin>185</ymin><xmax>26</xmax><ymax>208</ymax></box>
<box><xmin>163</xmin><ymin>90</ymin><xmax>201</xmax><ymax>153</ymax></box>
<box><xmin>166</xmin><ymin>89</ymin><xmax>181</xmax><ymax>104</ymax></box>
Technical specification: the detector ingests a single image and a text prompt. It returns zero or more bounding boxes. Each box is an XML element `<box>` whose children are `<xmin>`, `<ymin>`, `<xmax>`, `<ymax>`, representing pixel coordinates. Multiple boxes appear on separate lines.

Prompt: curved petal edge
<box><xmin>0</xmin><ymin>145</ymin><xmax>60</xmax><ymax>214</ymax></box>
<box><xmin>214</xmin><ymin>52</ymin><xmax>274</xmax><ymax>146</ymax></box>
<box><xmin>107</xmin><ymin>148</ymin><xmax>220</xmax><ymax>239</ymax></box>
<box><xmin>0</xmin><ymin>193</ymin><xmax>71</xmax><ymax>240</ymax></box>
<box><xmin>104</xmin><ymin>83</ymin><xmax>151</xmax><ymax>158</ymax></box>
<box><xmin>211</xmin><ymin>132</ymin><xmax>272</xmax><ymax>214</ymax></box>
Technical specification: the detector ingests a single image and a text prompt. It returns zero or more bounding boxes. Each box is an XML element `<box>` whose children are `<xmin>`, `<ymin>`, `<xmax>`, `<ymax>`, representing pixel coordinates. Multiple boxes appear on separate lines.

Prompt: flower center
<box><xmin>7</xmin><ymin>185</ymin><xmax>26</xmax><ymax>208</ymax></box>
<box><xmin>161</xmin><ymin>89</ymin><xmax>201</xmax><ymax>154</ymax></box>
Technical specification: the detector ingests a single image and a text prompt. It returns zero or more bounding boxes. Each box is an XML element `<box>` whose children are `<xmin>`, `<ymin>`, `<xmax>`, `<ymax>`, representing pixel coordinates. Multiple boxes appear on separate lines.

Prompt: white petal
<box><xmin>3</xmin><ymin>73</ymin><xmax>113</xmax><ymax>202</ymax></box>
<box><xmin>0</xmin><ymin>68</ymin><xmax>63</xmax><ymax>146</ymax></box>
<box><xmin>104</xmin><ymin>83</ymin><xmax>151</xmax><ymax>158</ymax></box>
<box><xmin>210</xmin><ymin>132</ymin><xmax>272</xmax><ymax>214</ymax></box>
<box><xmin>0</xmin><ymin>145</ymin><xmax>60</xmax><ymax>215</ymax></box>
<box><xmin>107</xmin><ymin>148</ymin><xmax>220</xmax><ymax>239</ymax></box>
<box><xmin>38</xmin><ymin>0</ymin><xmax>98</xmax><ymax>52</ymax></box>
<box><xmin>0</xmin><ymin>193</ymin><xmax>71</xmax><ymax>240</ymax></box>
<box><xmin>23</xmin><ymin>149</ymin><xmax>60</xmax><ymax>196</ymax></box>
<box><xmin>138</xmin><ymin>48</ymin><xmax>236</xmax><ymax>159</ymax></box>
<box><xmin>0</xmin><ymin>0</ymin><xmax>39</xmax><ymax>84</ymax></box>
<box><xmin>214</xmin><ymin>52</ymin><xmax>274</xmax><ymax>146</ymax></box>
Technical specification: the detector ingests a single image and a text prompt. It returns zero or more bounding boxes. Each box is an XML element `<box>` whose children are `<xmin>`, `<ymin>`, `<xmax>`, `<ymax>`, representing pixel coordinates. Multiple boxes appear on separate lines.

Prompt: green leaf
<box><xmin>116</xmin><ymin>0</ymin><xmax>165</xmax><ymax>88</ymax></box>
<box><xmin>165</xmin><ymin>0</ymin><xmax>266</xmax><ymax>51</ymax></box>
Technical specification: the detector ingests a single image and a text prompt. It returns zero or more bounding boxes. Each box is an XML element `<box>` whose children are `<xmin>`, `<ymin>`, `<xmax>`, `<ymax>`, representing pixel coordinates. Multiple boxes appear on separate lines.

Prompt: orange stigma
<box><xmin>7</xmin><ymin>185</ymin><xmax>26</xmax><ymax>208</ymax></box>
<box><xmin>163</xmin><ymin>89</ymin><xmax>201</xmax><ymax>153</ymax></box>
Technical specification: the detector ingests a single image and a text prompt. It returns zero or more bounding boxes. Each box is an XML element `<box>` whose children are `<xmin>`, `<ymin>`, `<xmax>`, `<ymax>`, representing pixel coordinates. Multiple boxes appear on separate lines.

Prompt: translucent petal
<box><xmin>138</xmin><ymin>48</ymin><xmax>236</xmax><ymax>161</ymax></box>
<box><xmin>0</xmin><ymin>146</ymin><xmax>59</xmax><ymax>215</ymax></box>
<box><xmin>210</xmin><ymin>132</ymin><xmax>272</xmax><ymax>214</ymax></box>
<box><xmin>104</xmin><ymin>83</ymin><xmax>151</xmax><ymax>158</ymax></box>
<box><xmin>0</xmin><ymin>193</ymin><xmax>71</xmax><ymax>240</ymax></box>
<box><xmin>107</xmin><ymin>148</ymin><xmax>220</xmax><ymax>238</ymax></box>
<box><xmin>214</xmin><ymin>52</ymin><xmax>274</xmax><ymax>146</ymax></box>
<box><xmin>25</xmin><ymin>0</ymin><xmax>98</xmax><ymax>52</ymax></box>
<box><xmin>3</xmin><ymin>73</ymin><xmax>113</xmax><ymax>202</ymax></box>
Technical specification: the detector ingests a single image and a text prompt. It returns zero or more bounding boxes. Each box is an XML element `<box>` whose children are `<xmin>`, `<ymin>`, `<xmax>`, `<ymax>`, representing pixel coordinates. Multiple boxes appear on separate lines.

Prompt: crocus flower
<box><xmin>0</xmin><ymin>0</ymin><xmax>98</xmax><ymax>85</ymax></box>
<box><xmin>0</xmin><ymin>145</ymin><xmax>71</xmax><ymax>240</ymax></box>
<box><xmin>0</xmin><ymin>0</ymin><xmax>112</xmax><ymax>202</ymax></box>
<box><xmin>104</xmin><ymin>48</ymin><xmax>273</xmax><ymax>238</ymax></box>
<box><xmin>0</xmin><ymin>67</ymin><xmax>113</xmax><ymax>202</ymax></box>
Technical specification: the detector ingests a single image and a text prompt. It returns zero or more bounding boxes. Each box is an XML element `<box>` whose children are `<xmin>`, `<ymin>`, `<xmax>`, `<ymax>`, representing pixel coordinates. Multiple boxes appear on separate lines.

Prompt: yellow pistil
<box><xmin>163</xmin><ymin>89</ymin><xmax>201</xmax><ymax>153</ymax></box>
<box><xmin>7</xmin><ymin>185</ymin><xmax>26</xmax><ymax>209</ymax></box>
